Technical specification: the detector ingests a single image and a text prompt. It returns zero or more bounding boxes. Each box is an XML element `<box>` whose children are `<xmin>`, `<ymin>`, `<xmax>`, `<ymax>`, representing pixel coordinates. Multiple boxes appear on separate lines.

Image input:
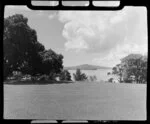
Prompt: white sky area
<box><xmin>4</xmin><ymin>4</ymin><xmax>148</xmax><ymax>67</ymax></box>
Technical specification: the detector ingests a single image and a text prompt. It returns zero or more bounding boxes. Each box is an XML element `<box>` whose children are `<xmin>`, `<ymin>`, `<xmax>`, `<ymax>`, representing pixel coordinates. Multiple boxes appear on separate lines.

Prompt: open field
<box><xmin>4</xmin><ymin>82</ymin><xmax>146</xmax><ymax>120</ymax></box>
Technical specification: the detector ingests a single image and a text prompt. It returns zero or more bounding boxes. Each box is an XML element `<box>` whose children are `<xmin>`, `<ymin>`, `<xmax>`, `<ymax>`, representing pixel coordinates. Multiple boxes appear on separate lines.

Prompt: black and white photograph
<box><xmin>3</xmin><ymin>0</ymin><xmax>147</xmax><ymax>121</ymax></box>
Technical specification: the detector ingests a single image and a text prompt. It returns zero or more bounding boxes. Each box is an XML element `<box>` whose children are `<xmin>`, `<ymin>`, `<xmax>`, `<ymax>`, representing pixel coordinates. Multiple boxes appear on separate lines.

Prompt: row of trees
<box><xmin>8</xmin><ymin>67</ymin><xmax>97</xmax><ymax>82</ymax></box>
<box><xmin>108</xmin><ymin>54</ymin><xmax>147</xmax><ymax>84</ymax></box>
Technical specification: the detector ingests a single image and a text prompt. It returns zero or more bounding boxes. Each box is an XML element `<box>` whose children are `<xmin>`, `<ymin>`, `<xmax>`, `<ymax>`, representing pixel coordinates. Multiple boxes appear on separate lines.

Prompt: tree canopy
<box><xmin>3</xmin><ymin>14</ymin><xmax>63</xmax><ymax>80</ymax></box>
<box><xmin>110</xmin><ymin>54</ymin><xmax>147</xmax><ymax>84</ymax></box>
<box><xmin>121</xmin><ymin>54</ymin><xmax>147</xmax><ymax>83</ymax></box>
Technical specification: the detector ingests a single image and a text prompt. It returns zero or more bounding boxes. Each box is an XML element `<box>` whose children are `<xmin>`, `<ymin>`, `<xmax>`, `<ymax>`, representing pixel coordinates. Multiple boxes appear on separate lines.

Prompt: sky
<box><xmin>4</xmin><ymin>2</ymin><xmax>148</xmax><ymax>67</ymax></box>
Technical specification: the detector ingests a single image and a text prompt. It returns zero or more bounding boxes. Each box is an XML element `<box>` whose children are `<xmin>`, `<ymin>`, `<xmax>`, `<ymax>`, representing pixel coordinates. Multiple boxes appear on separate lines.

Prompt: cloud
<box><xmin>92</xmin><ymin>43</ymin><xmax>147</xmax><ymax>67</ymax></box>
<box><xmin>48</xmin><ymin>12</ymin><xmax>58</xmax><ymax>20</ymax></box>
<box><xmin>58</xmin><ymin>7</ymin><xmax>147</xmax><ymax>66</ymax></box>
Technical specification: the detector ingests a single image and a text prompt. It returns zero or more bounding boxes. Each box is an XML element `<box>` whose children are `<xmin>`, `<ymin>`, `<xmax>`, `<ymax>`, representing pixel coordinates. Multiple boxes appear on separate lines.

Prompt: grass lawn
<box><xmin>4</xmin><ymin>81</ymin><xmax>146</xmax><ymax>120</ymax></box>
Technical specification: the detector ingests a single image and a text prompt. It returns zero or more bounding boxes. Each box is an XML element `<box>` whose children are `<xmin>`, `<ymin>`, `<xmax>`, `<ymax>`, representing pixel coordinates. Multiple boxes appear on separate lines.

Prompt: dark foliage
<box><xmin>111</xmin><ymin>54</ymin><xmax>147</xmax><ymax>84</ymax></box>
<box><xmin>3</xmin><ymin>14</ymin><xmax>64</xmax><ymax>81</ymax></box>
<box><xmin>73</xmin><ymin>69</ymin><xmax>88</xmax><ymax>81</ymax></box>
<box><xmin>59</xmin><ymin>70</ymin><xmax>72</xmax><ymax>81</ymax></box>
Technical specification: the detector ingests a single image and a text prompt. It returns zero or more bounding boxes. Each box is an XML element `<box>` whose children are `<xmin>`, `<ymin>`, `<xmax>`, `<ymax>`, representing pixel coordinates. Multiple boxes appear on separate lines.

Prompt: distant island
<box><xmin>64</xmin><ymin>64</ymin><xmax>112</xmax><ymax>70</ymax></box>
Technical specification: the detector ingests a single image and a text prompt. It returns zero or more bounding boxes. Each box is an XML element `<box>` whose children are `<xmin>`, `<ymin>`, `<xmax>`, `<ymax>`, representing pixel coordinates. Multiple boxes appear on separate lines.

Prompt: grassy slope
<box><xmin>4</xmin><ymin>82</ymin><xmax>146</xmax><ymax>120</ymax></box>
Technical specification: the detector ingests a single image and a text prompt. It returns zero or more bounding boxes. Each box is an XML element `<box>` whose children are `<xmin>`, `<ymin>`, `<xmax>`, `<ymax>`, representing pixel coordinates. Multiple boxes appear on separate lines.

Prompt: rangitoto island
<box><xmin>64</xmin><ymin>64</ymin><xmax>112</xmax><ymax>70</ymax></box>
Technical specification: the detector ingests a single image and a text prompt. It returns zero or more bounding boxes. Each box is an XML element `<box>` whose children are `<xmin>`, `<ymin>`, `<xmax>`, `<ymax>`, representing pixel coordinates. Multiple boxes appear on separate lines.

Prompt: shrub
<box><xmin>48</xmin><ymin>72</ymin><xmax>57</xmax><ymax>80</ymax></box>
<box><xmin>31</xmin><ymin>76</ymin><xmax>37</xmax><ymax>81</ymax></box>
<box><xmin>59</xmin><ymin>70</ymin><xmax>72</xmax><ymax>81</ymax></box>
<box><xmin>38</xmin><ymin>75</ymin><xmax>48</xmax><ymax>81</ymax></box>
<box><xmin>12</xmin><ymin>71</ymin><xmax>23</xmax><ymax>80</ymax></box>
<box><xmin>73</xmin><ymin>69</ymin><xmax>88</xmax><ymax>81</ymax></box>
<box><xmin>108</xmin><ymin>78</ymin><xmax>114</xmax><ymax>83</ymax></box>
<box><xmin>88</xmin><ymin>75</ymin><xmax>97</xmax><ymax>82</ymax></box>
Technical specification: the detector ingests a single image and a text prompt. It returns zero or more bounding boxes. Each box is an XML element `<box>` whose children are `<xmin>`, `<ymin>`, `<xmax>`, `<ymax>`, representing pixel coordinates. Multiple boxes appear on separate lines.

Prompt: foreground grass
<box><xmin>4</xmin><ymin>82</ymin><xmax>146</xmax><ymax>120</ymax></box>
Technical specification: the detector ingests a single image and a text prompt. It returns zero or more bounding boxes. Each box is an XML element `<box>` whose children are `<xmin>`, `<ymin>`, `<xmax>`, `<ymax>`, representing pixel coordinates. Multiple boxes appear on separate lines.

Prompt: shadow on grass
<box><xmin>4</xmin><ymin>79</ymin><xmax>75</xmax><ymax>85</ymax></box>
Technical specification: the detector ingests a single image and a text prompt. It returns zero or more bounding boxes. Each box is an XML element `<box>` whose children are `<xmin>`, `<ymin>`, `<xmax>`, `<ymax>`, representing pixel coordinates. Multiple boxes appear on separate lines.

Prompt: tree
<box><xmin>59</xmin><ymin>70</ymin><xmax>72</xmax><ymax>81</ymax></box>
<box><xmin>88</xmin><ymin>75</ymin><xmax>97</xmax><ymax>82</ymax></box>
<box><xmin>107</xmin><ymin>72</ymin><xmax>111</xmax><ymax>75</ymax></box>
<box><xmin>3</xmin><ymin>14</ymin><xmax>45</xmax><ymax>79</ymax></box>
<box><xmin>73</xmin><ymin>69</ymin><xmax>87</xmax><ymax>81</ymax></box>
<box><xmin>112</xmin><ymin>64</ymin><xmax>123</xmax><ymax>83</ymax></box>
<box><xmin>110</xmin><ymin>54</ymin><xmax>147</xmax><ymax>84</ymax></box>
<box><xmin>39</xmin><ymin>49</ymin><xmax>63</xmax><ymax>75</ymax></box>
<box><xmin>93</xmin><ymin>75</ymin><xmax>97</xmax><ymax>81</ymax></box>
<box><xmin>108</xmin><ymin>78</ymin><xmax>113</xmax><ymax>83</ymax></box>
<box><xmin>3</xmin><ymin>14</ymin><xmax>64</xmax><ymax>81</ymax></box>
<box><xmin>121</xmin><ymin>54</ymin><xmax>147</xmax><ymax>84</ymax></box>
